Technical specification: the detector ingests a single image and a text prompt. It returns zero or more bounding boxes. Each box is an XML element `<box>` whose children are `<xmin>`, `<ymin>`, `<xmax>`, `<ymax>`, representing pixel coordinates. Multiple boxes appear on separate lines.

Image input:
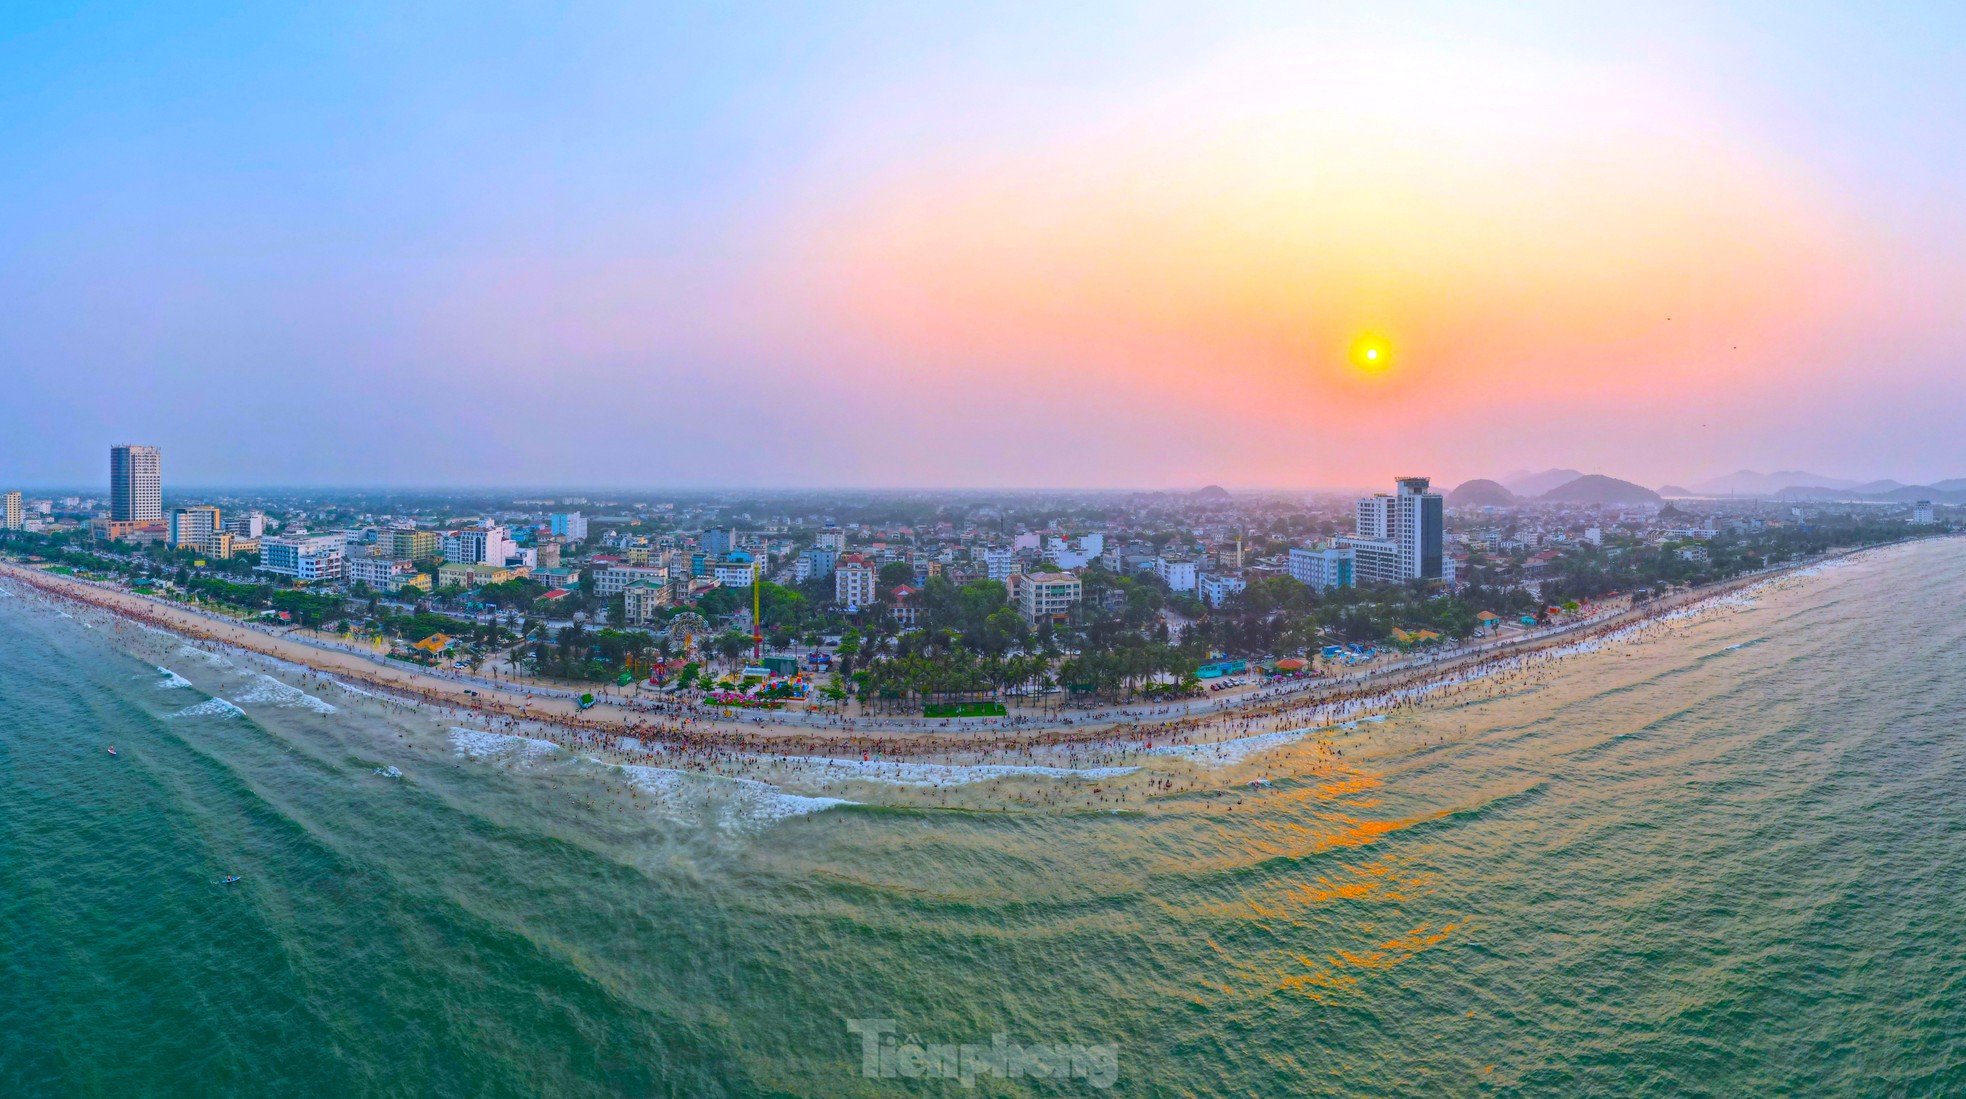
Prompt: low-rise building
<box><xmin>714</xmin><ymin>561</ymin><xmax>758</xmax><ymax>588</ymax></box>
<box><xmin>889</xmin><ymin>584</ymin><xmax>920</xmax><ymax>627</ymax></box>
<box><xmin>1198</xmin><ymin>572</ymin><xmax>1248</xmax><ymax>607</ymax></box>
<box><xmin>1152</xmin><ymin>557</ymin><xmax>1198</xmax><ymax>593</ymax></box>
<box><xmin>624</xmin><ymin>580</ymin><xmax>672</xmax><ymax>625</ymax></box>
<box><xmin>1016</xmin><ymin>571</ymin><xmax>1082</xmax><ymax>624</ymax></box>
<box><xmin>388</xmin><ymin>528</ymin><xmax>441</xmax><ymax>561</ymax></box>
<box><xmin>169</xmin><ymin>506</ymin><xmax>223</xmax><ymax>549</ymax></box>
<box><xmin>258</xmin><ymin>534</ymin><xmax>345</xmax><ymax>583</ymax></box>
<box><xmin>801</xmin><ymin>546</ymin><xmax>838</xmax><ymax>580</ymax></box>
<box><xmin>1334</xmin><ymin>536</ymin><xmax>1402</xmax><ymax>584</ymax></box>
<box><xmin>446</xmin><ymin>525</ymin><xmax>515</xmax><ymax>566</ymax></box>
<box><xmin>92</xmin><ymin>518</ymin><xmax>168</xmax><ymax>543</ymax></box>
<box><xmin>835</xmin><ymin>555</ymin><xmax>877</xmax><ymax>609</ymax></box>
<box><xmin>1287</xmin><ymin>545</ymin><xmax>1356</xmax><ymax>591</ymax></box>
<box><xmin>532</xmin><ymin>566</ymin><xmax>581</xmax><ymax>591</ymax></box>
<box><xmin>977</xmin><ymin>548</ymin><xmax>1017</xmax><ymax>582</ymax></box>
<box><xmin>346</xmin><ymin>555</ymin><xmax>423</xmax><ymax>592</ymax></box>
<box><xmin>226</xmin><ymin>511</ymin><xmax>266</xmax><ymax>539</ymax></box>
<box><xmin>596</xmin><ymin>564</ymin><xmax>668</xmax><ymax>597</ymax></box>
<box><xmin>437</xmin><ymin>561</ymin><xmax>519</xmax><ymax>588</ymax></box>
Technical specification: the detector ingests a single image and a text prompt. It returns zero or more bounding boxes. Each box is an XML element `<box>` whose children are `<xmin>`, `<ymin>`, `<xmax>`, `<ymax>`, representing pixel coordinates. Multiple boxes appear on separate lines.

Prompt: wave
<box><xmin>329</xmin><ymin>677</ymin><xmax>384</xmax><ymax>699</ymax></box>
<box><xmin>177</xmin><ymin>644</ymin><xmax>232</xmax><ymax>668</ymax></box>
<box><xmin>234</xmin><ymin>673</ymin><xmax>337</xmax><ymax>714</ymax></box>
<box><xmin>171</xmin><ymin>697</ymin><xmax>246</xmax><ymax>719</ymax></box>
<box><xmin>156</xmin><ymin>666</ymin><xmax>193</xmax><ymax>689</ymax></box>
<box><xmin>610</xmin><ymin>762</ymin><xmax>853</xmax><ymax>830</ymax></box>
<box><xmin>770</xmin><ymin>756</ymin><xmax>1138</xmax><ymax>787</ymax></box>
<box><xmin>1146</xmin><ymin>727</ymin><xmax>1324</xmax><ymax>765</ymax></box>
<box><xmin>448</xmin><ymin>727</ymin><xmax>559</xmax><ymax>760</ymax></box>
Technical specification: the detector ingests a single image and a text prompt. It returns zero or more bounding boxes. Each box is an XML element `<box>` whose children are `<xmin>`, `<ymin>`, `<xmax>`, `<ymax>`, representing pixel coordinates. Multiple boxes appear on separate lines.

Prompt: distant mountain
<box><xmin>1504</xmin><ymin>468</ymin><xmax>1585</xmax><ymax>497</ymax></box>
<box><xmin>1869</xmin><ymin>484</ymin><xmax>1954</xmax><ymax>502</ymax></box>
<box><xmin>1931</xmin><ymin>478</ymin><xmax>1966</xmax><ymax>494</ymax></box>
<box><xmin>1772</xmin><ymin>485</ymin><xmax>1845</xmax><ymax>500</ymax></box>
<box><xmin>1693</xmin><ymin>469</ymin><xmax>1860</xmax><ymax>495</ymax></box>
<box><xmin>1447</xmin><ymin>479</ymin><xmax>1516</xmax><ymax>507</ymax></box>
<box><xmin>1191</xmin><ymin>485</ymin><xmax>1231</xmax><ymax>502</ymax></box>
<box><xmin>1658</xmin><ymin>484</ymin><xmax>1696</xmax><ymax>497</ymax></box>
<box><xmin>1770</xmin><ymin>482</ymin><xmax>1965</xmax><ymax>503</ymax></box>
<box><xmin>1539</xmin><ymin>475</ymin><xmax>1663</xmax><ymax>505</ymax></box>
<box><xmin>1852</xmin><ymin>479</ymin><xmax>1906</xmax><ymax>495</ymax></box>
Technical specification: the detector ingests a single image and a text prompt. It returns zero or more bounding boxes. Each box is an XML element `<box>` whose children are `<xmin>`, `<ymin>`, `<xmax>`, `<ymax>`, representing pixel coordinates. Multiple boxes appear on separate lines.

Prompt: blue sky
<box><xmin>3</xmin><ymin>3</ymin><xmax>1964</xmax><ymax>488</ymax></box>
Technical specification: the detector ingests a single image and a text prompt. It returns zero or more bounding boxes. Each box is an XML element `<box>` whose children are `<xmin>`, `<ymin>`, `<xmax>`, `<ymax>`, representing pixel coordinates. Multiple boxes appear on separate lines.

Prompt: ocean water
<box><xmin>2</xmin><ymin>540</ymin><xmax>1964</xmax><ymax>1097</ymax></box>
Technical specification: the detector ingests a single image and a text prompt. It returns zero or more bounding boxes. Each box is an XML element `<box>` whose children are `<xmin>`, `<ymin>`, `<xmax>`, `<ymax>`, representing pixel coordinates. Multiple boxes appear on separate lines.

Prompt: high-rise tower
<box><xmin>109</xmin><ymin>445</ymin><xmax>163</xmax><ymax>523</ymax></box>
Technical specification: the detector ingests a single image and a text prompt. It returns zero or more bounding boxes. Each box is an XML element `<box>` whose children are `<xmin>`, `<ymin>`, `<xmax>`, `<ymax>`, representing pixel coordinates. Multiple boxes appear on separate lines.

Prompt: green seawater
<box><xmin>2</xmin><ymin>540</ymin><xmax>1963</xmax><ymax>1097</ymax></box>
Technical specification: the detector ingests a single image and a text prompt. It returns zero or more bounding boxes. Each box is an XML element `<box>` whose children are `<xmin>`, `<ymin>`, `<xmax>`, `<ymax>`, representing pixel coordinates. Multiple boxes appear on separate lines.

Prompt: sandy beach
<box><xmin>0</xmin><ymin>553</ymin><xmax>1861</xmax><ymax>762</ymax></box>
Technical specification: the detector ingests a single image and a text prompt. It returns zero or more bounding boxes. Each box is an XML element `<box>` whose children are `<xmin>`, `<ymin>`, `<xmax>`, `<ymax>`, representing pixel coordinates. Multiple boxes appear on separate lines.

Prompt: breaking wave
<box><xmin>234</xmin><ymin>674</ymin><xmax>337</xmax><ymax>714</ymax></box>
<box><xmin>171</xmin><ymin>697</ymin><xmax>246</xmax><ymax>719</ymax></box>
<box><xmin>610</xmin><ymin>762</ymin><xmax>853</xmax><ymax>830</ymax></box>
<box><xmin>773</xmin><ymin>756</ymin><xmax>1138</xmax><ymax>787</ymax></box>
<box><xmin>448</xmin><ymin>728</ymin><xmax>559</xmax><ymax>761</ymax></box>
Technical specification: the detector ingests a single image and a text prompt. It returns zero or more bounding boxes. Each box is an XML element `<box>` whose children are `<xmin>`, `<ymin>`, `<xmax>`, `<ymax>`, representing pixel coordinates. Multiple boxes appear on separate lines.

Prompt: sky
<box><xmin>2</xmin><ymin>1</ymin><xmax>1963</xmax><ymax>490</ymax></box>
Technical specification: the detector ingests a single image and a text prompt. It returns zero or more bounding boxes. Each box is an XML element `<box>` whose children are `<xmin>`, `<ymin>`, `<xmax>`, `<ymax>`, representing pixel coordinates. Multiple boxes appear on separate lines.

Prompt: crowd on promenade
<box><xmin>1</xmin><ymin>557</ymin><xmax>1787</xmax><ymax>788</ymax></box>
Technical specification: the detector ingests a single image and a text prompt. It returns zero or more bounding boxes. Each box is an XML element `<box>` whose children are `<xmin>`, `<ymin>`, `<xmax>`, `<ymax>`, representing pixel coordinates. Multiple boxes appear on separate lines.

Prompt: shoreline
<box><xmin>0</xmin><ymin>546</ymin><xmax>1890</xmax><ymax>766</ymax></box>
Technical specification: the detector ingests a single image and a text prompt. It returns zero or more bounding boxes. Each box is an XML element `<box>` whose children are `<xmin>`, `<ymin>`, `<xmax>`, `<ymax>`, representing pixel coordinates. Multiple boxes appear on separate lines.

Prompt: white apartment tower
<box><xmin>3</xmin><ymin>491</ymin><xmax>21</xmax><ymax>531</ymax></box>
<box><xmin>835</xmin><ymin>555</ymin><xmax>877</xmax><ymax>609</ymax></box>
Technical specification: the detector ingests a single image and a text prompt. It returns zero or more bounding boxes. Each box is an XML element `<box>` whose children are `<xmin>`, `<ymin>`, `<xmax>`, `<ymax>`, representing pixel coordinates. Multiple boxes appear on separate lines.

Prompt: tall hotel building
<box><xmin>1337</xmin><ymin>476</ymin><xmax>1446</xmax><ymax>585</ymax></box>
<box><xmin>110</xmin><ymin>445</ymin><xmax>163</xmax><ymax>523</ymax></box>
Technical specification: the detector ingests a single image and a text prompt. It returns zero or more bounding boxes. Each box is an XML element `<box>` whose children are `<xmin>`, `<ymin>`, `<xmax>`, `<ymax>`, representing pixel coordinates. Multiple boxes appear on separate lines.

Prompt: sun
<box><xmin>1348</xmin><ymin>335</ymin><xmax>1393</xmax><ymax>374</ymax></box>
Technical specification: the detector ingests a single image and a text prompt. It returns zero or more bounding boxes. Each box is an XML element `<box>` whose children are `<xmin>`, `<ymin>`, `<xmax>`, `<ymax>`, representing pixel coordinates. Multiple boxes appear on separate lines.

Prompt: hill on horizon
<box><xmin>1693</xmin><ymin>469</ymin><xmax>1859</xmax><ymax>495</ymax></box>
<box><xmin>1540</xmin><ymin>474</ymin><xmax>1663</xmax><ymax>505</ymax></box>
<box><xmin>1447</xmin><ymin>479</ymin><xmax>1517</xmax><ymax>507</ymax></box>
<box><xmin>1504</xmin><ymin>468</ymin><xmax>1585</xmax><ymax>497</ymax></box>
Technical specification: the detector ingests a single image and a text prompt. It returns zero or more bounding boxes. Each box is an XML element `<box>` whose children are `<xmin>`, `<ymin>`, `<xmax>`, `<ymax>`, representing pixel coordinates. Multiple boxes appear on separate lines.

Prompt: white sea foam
<box><xmin>177</xmin><ymin>644</ymin><xmax>232</xmax><ymax>668</ymax></box>
<box><xmin>328</xmin><ymin>677</ymin><xmax>383</xmax><ymax>699</ymax></box>
<box><xmin>448</xmin><ymin>727</ymin><xmax>559</xmax><ymax>760</ymax></box>
<box><xmin>1145</xmin><ymin>727</ymin><xmax>1317</xmax><ymax>765</ymax></box>
<box><xmin>171</xmin><ymin>697</ymin><xmax>246</xmax><ymax>719</ymax></box>
<box><xmin>156</xmin><ymin>666</ymin><xmax>193</xmax><ymax>689</ymax></box>
<box><xmin>234</xmin><ymin>673</ymin><xmax>338</xmax><ymax>714</ymax></box>
<box><xmin>612</xmin><ymin>762</ymin><xmax>853</xmax><ymax>829</ymax></box>
<box><xmin>374</xmin><ymin>765</ymin><xmax>403</xmax><ymax>779</ymax></box>
<box><xmin>772</xmin><ymin>756</ymin><xmax>1137</xmax><ymax>787</ymax></box>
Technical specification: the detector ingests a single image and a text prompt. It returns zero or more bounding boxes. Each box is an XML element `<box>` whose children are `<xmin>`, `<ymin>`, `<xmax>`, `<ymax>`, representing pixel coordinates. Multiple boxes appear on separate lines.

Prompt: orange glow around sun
<box><xmin>1349</xmin><ymin>335</ymin><xmax>1393</xmax><ymax>374</ymax></box>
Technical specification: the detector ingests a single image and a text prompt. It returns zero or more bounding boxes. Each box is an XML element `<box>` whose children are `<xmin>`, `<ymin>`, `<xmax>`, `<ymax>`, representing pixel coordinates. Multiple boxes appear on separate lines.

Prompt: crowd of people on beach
<box><xmin>1</xmin><ymin>558</ymin><xmax>1796</xmax><ymax>790</ymax></box>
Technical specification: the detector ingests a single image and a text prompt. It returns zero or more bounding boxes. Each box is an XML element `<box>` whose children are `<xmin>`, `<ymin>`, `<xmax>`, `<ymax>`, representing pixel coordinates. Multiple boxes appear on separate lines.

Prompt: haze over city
<box><xmin>5</xmin><ymin>2</ymin><xmax>1965</xmax><ymax>488</ymax></box>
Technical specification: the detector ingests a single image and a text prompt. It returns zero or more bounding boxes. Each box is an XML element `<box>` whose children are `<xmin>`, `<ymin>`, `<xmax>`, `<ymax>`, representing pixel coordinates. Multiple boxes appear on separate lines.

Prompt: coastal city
<box><xmin>0</xmin><ymin>444</ymin><xmax>1948</xmax><ymax>723</ymax></box>
<box><xmin>9</xmin><ymin>4</ymin><xmax>1966</xmax><ymax>1093</ymax></box>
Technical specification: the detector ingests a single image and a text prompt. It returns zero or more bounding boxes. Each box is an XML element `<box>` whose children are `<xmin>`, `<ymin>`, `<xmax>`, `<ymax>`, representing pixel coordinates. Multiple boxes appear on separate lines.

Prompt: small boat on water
<box><xmin>105</xmin><ymin>746</ymin><xmax>118</xmax><ymax>756</ymax></box>
<box><xmin>218</xmin><ymin>876</ymin><xmax>241</xmax><ymax>885</ymax></box>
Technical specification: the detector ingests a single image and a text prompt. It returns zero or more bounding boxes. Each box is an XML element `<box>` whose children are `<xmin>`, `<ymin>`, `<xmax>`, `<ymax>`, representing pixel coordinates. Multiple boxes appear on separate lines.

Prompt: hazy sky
<box><xmin>3</xmin><ymin>2</ymin><xmax>1963</xmax><ymax>489</ymax></box>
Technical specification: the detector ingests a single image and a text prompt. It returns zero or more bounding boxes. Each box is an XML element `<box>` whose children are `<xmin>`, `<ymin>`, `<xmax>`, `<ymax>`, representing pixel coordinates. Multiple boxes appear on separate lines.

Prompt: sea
<box><xmin>1</xmin><ymin>538</ymin><xmax>1962</xmax><ymax>1097</ymax></box>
